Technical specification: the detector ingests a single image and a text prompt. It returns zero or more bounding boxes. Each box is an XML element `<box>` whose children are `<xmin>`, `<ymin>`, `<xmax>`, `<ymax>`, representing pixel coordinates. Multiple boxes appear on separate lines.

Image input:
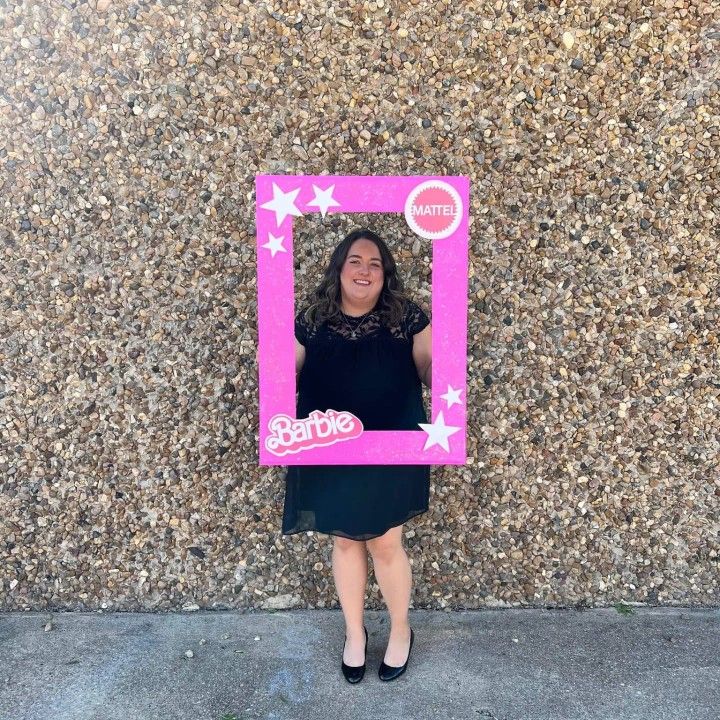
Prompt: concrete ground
<box><xmin>0</xmin><ymin>606</ymin><xmax>718</xmax><ymax>720</ymax></box>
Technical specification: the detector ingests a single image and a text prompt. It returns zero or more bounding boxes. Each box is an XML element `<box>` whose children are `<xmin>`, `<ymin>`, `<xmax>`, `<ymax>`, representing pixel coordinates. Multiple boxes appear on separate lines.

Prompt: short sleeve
<box><xmin>295</xmin><ymin>308</ymin><xmax>309</xmax><ymax>345</ymax></box>
<box><xmin>404</xmin><ymin>299</ymin><xmax>430</xmax><ymax>336</ymax></box>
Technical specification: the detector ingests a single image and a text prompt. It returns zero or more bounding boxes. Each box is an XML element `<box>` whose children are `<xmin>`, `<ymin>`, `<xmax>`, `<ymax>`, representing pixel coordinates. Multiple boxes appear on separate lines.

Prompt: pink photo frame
<box><xmin>256</xmin><ymin>174</ymin><xmax>469</xmax><ymax>466</ymax></box>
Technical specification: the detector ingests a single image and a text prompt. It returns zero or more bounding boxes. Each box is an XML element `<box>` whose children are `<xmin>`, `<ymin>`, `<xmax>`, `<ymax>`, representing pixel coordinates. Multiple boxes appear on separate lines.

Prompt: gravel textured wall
<box><xmin>1</xmin><ymin>0</ymin><xmax>719</xmax><ymax>612</ymax></box>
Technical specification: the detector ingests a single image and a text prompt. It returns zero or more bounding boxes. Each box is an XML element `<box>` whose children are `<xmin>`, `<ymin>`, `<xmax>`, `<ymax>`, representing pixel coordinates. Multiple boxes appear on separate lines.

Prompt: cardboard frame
<box><xmin>256</xmin><ymin>174</ymin><xmax>469</xmax><ymax>465</ymax></box>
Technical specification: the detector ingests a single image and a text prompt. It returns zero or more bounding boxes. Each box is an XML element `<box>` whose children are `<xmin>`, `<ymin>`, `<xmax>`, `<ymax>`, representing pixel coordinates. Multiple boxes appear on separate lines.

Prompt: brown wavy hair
<box><xmin>302</xmin><ymin>229</ymin><xmax>409</xmax><ymax>329</ymax></box>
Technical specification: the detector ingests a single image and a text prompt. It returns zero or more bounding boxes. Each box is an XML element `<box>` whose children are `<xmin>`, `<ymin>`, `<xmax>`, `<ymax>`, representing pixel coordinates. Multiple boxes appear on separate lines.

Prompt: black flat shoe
<box><xmin>341</xmin><ymin>625</ymin><xmax>368</xmax><ymax>684</ymax></box>
<box><xmin>378</xmin><ymin>627</ymin><xmax>414</xmax><ymax>682</ymax></box>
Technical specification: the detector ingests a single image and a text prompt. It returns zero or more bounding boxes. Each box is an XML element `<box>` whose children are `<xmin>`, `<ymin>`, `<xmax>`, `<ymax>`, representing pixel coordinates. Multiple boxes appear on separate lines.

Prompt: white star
<box><xmin>441</xmin><ymin>384</ymin><xmax>463</xmax><ymax>408</ymax></box>
<box><xmin>418</xmin><ymin>411</ymin><xmax>461</xmax><ymax>453</ymax></box>
<box><xmin>306</xmin><ymin>184</ymin><xmax>341</xmax><ymax>218</ymax></box>
<box><xmin>261</xmin><ymin>232</ymin><xmax>287</xmax><ymax>258</ymax></box>
<box><xmin>259</xmin><ymin>182</ymin><xmax>303</xmax><ymax>227</ymax></box>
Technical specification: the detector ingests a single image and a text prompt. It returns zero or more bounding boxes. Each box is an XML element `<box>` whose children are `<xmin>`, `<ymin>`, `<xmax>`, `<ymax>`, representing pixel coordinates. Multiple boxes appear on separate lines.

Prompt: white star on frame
<box><xmin>259</xmin><ymin>182</ymin><xmax>303</xmax><ymax>227</ymax></box>
<box><xmin>418</xmin><ymin>411</ymin><xmax>461</xmax><ymax>453</ymax></box>
<box><xmin>262</xmin><ymin>232</ymin><xmax>287</xmax><ymax>258</ymax></box>
<box><xmin>441</xmin><ymin>384</ymin><xmax>463</xmax><ymax>409</ymax></box>
<box><xmin>306</xmin><ymin>184</ymin><xmax>341</xmax><ymax>218</ymax></box>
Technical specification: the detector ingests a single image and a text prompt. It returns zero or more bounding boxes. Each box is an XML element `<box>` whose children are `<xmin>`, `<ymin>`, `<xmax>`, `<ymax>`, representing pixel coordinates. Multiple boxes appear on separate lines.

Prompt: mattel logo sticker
<box><xmin>404</xmin><ymin>180</ymin><xmax>463</xmax><ymax>240</ymax></box>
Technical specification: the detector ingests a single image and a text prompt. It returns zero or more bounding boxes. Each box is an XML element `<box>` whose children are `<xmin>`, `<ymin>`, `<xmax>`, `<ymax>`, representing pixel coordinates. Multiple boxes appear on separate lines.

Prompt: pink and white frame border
<box><xmin>256</xmin><ymin>175</ymin><xmax>469</xmax><ymax>465</ymax></box>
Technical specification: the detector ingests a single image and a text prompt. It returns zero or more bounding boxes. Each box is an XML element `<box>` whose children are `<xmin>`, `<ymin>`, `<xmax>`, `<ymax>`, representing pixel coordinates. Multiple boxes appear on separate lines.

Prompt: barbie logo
<box><xmin>265</xmin><ymin>409</ymin><xmax>364</xmax><ymax>456</ymax></box>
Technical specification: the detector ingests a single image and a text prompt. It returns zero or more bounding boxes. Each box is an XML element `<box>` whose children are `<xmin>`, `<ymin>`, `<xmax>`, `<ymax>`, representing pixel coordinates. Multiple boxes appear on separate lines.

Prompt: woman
<box><xmin>283</xmin><ymin>228</ymin><xmax>432</xmax><ymax>684</ymax></box>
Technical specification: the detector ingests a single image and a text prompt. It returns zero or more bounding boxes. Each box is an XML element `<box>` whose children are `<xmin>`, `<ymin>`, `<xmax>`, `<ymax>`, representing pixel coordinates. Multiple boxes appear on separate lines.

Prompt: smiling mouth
<box><xmin>353</xmin><ymin>280</ymin><xmax>371</xmax><ymax>285</ymax></box>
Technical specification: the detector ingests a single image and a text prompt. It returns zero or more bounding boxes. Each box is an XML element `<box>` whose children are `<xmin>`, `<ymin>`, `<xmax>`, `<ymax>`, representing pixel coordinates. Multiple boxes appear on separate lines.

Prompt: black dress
<box><xmin>282</xmin><ymin>298</ymin><xmax>431</xmax><ymax>540</ymax></box>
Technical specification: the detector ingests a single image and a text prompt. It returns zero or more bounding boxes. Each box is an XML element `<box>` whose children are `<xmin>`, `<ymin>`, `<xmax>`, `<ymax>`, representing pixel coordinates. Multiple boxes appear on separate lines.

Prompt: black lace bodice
<box><xmin>295</xmin><ymin>298</ymin><xmax>430</xmax><ymax>344</ymax></box>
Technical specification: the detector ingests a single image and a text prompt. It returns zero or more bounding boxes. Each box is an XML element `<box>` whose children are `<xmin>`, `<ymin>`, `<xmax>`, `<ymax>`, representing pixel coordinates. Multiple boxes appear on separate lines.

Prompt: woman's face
<box><xmin>339</xmin><ymin>238</ymin><xmax>384</xmax><ymax>309</ymax></box>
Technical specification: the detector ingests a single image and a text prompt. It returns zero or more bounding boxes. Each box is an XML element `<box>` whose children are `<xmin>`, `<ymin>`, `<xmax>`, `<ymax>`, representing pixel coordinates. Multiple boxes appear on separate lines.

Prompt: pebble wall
<box><xmin>1</xmin><ymin>0</ymin><xmax>718</xmax><ymax>611</ymax></box>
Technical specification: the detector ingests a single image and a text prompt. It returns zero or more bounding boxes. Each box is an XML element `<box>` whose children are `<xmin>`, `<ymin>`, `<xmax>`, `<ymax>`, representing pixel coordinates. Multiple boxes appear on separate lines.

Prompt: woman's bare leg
<box><xmin>331</xmin><ymin>535</ymin><xmax>368</xmax><ymax>665</ymax></box>
<box><xmin>366</xmin><ymin>524</ymin><xmax>413</xmax><ymax>665</ymax></box>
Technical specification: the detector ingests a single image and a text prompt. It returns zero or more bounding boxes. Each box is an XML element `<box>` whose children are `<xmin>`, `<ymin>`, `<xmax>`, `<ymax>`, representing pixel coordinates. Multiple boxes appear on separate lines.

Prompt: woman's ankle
<box><xmin>345</xmin><ymin>623</ymin><xmax>366</xmax><ymax>638</ymax></box>
<box><xmin>389</xmin><ymin>619</ymin><xmax>411</xmax><ymax>635</ymax></box>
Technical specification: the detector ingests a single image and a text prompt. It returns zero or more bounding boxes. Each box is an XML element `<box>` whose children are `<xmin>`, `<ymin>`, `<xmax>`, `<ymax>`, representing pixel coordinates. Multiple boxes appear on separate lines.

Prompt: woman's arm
<box><xmin>295</xmin><ymin>337</ymin><xmax>306</xmax><ymax>376</ymax></box>
<box><xmin>412</xmin><ymin>324</ymin><xmax>432</xmax><ymax>388</ymax></box>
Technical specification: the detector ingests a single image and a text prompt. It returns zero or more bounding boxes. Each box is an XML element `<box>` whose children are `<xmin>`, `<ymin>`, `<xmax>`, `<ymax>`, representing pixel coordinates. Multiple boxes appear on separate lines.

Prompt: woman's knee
<box><xmin>366</xmin><ymin>525</ymin><xmax>404</xmax><ymax>561</ymax></box>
